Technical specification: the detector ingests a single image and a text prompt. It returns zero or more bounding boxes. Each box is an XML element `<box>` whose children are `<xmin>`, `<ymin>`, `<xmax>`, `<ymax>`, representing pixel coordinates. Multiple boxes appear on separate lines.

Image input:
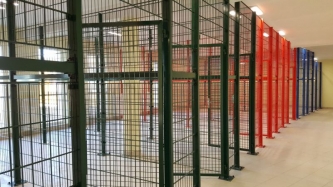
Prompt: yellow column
<box><xmin>122</xmin><ymin>26</ymin><xmax>141</xmax><ymax>157</ymax></box>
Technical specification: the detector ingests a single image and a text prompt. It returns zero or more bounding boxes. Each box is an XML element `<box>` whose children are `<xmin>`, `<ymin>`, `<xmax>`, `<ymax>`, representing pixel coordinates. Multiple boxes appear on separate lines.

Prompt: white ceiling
<box><xmin>230</xmin><ymin>0</ymin><xmax>333</xmax><ymax>61</ymax></box>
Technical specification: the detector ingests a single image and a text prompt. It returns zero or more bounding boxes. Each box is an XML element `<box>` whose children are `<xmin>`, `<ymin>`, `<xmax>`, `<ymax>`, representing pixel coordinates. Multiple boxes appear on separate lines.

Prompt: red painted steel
<box><xmin>292</xmin><ymin>48</ymin><xmax>297</xmax><ymax>120</ymax></box>
<box><xmin>286</xmin><ymin>41</ymin><xmax>291</xmax><ymax>124</ymax></box>
<box><xmin>267</xmin><ymin>26</ymin><xmax>274</xmax><ymax>138</ymax></box>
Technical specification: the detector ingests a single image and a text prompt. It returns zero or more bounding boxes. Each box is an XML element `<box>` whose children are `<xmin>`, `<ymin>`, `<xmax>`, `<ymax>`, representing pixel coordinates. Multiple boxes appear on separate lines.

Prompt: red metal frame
<box><xmin>267</xmin><ymin>26</ymin><xmax>274</xmax><ymax>138</ymax></box>
<box><xmin>292</xmin><ymin>48</ymin><xmax>297</xmax><ymax>120</ymax></box>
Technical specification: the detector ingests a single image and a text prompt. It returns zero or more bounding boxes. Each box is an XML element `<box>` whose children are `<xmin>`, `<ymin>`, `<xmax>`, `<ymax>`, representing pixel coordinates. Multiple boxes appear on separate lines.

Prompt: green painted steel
<box><xmin>0</xmin><ymin>57</ymin><xmax>76</xmax><ymax>73</ymax></box>
<box><xmin>220</xmin><ymin>0</ymin><xmax>234</xmax><ymax>181</ymax></box>
<box><xmin>98</xmin><ymin>13</ymin><xmax>108</xmax><ymax>156</ymax></box>
<box><xmin>231</xmin><ymin>1</ymin><xmax>243</xmax><ymax>171</ymax></box>
<box><xmin>68</xmin><ymin>0</ymin><xmax>88</xmax><ymax>186</ymax></box>
<box><xmin>248</xmin><ymin>11</ymin><xmax>257</xmax><ymax>155</ymax></box>
<box><xmin>39</xmin><ymin>26</ymin><xmax>48</xmax><ymax>144</ymax></box>
<box><xmin>192</xmin><ymin>0</ymin><xmax>201</xmax><ymax>186</ymax></box>
<box><xmin>95</xmin><ymin>37</ymin><xmax>101</xmax><ymax>132</ymax></box>
<box><xmin>162</xmin><ymin>0</ymin><xmax>174</xmax><ymax>186</ymax></box>
<box><xmin>6</xmin><ymin>0</ymin><xmax>22</xmax><ymax>185</ymax></box>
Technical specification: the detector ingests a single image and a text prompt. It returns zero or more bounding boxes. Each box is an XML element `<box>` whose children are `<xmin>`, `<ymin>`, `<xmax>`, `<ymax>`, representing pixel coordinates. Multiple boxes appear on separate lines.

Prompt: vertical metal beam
<box><xmin>162</xmin><ymin>0</ymin><xmax>173</xmax><ymax>186</ymax></box>
<box><xmin>98</xmin><ymin>13</ymin><xmax>108</xmax><ymax>156</ymax></box>
<box><xmin>267</xmin><ymin>27</ymin><xmax>274</xmax><ymax>138</ymax></box>
<box><xmin>302</xmin><ymin>49</ymin><xmax>306</xmax><ymax>116</ymax></box>
<box><xmin>192</xmin><ymin>0</ymin><xmax>201</xmax><ymax>185</ymax></box>
<box><xmin>310</xmin><ymin>52</ymin><xmax>315</xmax><ymax>112</ymax></box>
<box><xmin>248</xmin><ymin>11</ymin><xmax>258</xmax><ymax>155</ymax></box>
<box><xmin>95</xmin><ymin>37</ymin><xmax>101</xmax><ymax>132</ymax></box>
<box><xmin>306</xmin><ymin>50</ymin><xmax>310</xmax><ymax>114</ymax></box>
<box><xmin>281</xmin><ymin>39</ymin><xmax>285</xmax><ymax>127</ymax></box>
<box><xmin>319</xmin><ymin>62</ymin><xmax>322</xmax><ymax>109</ymax></box>
<box><xmin>231</xmin><ymin>1</ymin><xmax>244</xmax><ymax>171</ymax></box>
<box><xmin>257</xmin><ymin>18</ymin><xmax>264</xmax><ymax>146</ymax></box>
<box><xmin>157</xmin><ymin>21</ymin><xmax>164</xmax><ymax>187</ymax></box>
<box><xmin>296</xmin><ymin>48</ymin><xmax>299</xmax><ymax>119</ymax></box>
<box><xmin>148</xmin><ymin>29</ymin><xmax>154</xmax><ymax>140</ymax></box>
<box><xmin>6</xmin><ymin>0</ymin><xmax>22</xmax><ymax>185</ymax></box>
<box><xmin>67</xmin><ymin>0</ymin><xmax>87</xmax><ymax>186</ymax></box>
<box><xmin>293</xmin><ymin>48</ymin><xmax>297</xmax><ymax>120</ymax></box>
<box><xmin>286</xmin><ymin>41</ymin><xmax>290</xmax><ymax>124</ymax></box>
<box><xmin>314</xmin><ymin>62</ymin><xmax>318</xmax><ymax>110</ymax></box>
<box><xmin>39</xmin><ymin>26</ymin><xmax>48</xmax><ymax>144</ymax></box>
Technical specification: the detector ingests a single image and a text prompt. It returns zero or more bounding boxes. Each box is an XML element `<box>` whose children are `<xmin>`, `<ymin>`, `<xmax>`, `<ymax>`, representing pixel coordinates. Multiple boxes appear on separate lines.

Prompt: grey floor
<box><xmin>2</xmin><ymin>109</ymin><xmax>333</xmax><ymax>187</ymax></box>
<box><xmin>202</xmin><ymin>109</ymin><xmax>333</xmax><ymax>187</ymax></box>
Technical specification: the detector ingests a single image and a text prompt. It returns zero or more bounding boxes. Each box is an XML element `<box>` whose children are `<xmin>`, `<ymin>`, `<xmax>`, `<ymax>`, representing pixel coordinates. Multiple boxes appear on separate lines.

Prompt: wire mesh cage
<box><xmin>81</xmin><ymin>0</ymin><xmax>202</xmax><ymax>186</ymax></box>
<box><xmin>237</xmin><ymin>2</ymin><xmax>256</xmax><ymax>152</ymax></box>
<box><xmin>0</xmin><ymin>0</ymin><xmax>85</xmax><ymax>186</ymax></box>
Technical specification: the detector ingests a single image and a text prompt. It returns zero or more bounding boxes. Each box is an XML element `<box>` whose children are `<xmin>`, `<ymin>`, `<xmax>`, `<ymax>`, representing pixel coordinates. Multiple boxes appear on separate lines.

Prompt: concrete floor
<box><xmin>2</xmin><ymin>109</ymin><xmax>333</xmax><ymax>187</ymax></box>
<box><xmin>202</xmin><ymin>109</ymin><xmax>333</xmax><ymax>187</ymax></box>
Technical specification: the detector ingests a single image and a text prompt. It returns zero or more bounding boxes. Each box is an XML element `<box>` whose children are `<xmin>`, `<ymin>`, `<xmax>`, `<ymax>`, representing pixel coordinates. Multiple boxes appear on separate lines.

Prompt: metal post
<box><xmin>248</xmin><ymin>11</ymin><xmax>258</xmax><ymax>155</ymax></box>
<box><xmin>231</xmin><ymin>1</ymin><xmax>244</xmax><ymax>171</ymax></box>
<box><xmin>267</xmin><ymin>27</ymin><xmax>274</xmax><ymax>138</ymax></box>
<box><xmin>293</xmin><ymin>48</ymin><xmax>297</xmax><ymax>120</ymax></box>
<box><xmin>95</xmin><ymin>37</ymin><xmax>101</xmax><ymax>132</ymax></box>
<box><xmin>39</xmin><ymin>26</ymin><xmax>48</xmax><ymax>144</ymax></box>
<box><xmin>311</xmin><ymin>52</ymin><xmax>315</xmax><ymax>112</ymax></box>
<box><xmin>162</xmin><ymin>0</ymin><xmax>173</xmax><ymax>186</ymax></box>
<box><xmin>302</xmin><ymin>49</ymin><xmax>306</xmax><ymax>116</ymax></box>
<box><xmin>296</xmin><ymin>48</ymin><xmax>299</xmax><ymax>119</ymax></box>
<box><xmin>314</xmin><ymin>62</ymin><xmax>318</xmax><ymax>110</ymax></box>
<box><xmin>192</xmin><ymin>0</ymin><xmax>201</xmax><ymax>185</ymax></box>
<box><xmin>319</xmin><ymin>62</ymin><xmax>323</xmax><ymax>109</ymax></box>
<box><xmin>281</xmin><ymin>39</ymin><xmax>285</xmax><ymax>127</ymax></box>
<box><xmin>67</xmin><ymin>0</ymin><xmax>87</xmax><ymax>186</ymax></box>
<box><xmin>98</xmin><ymin>13</ymin><xmax>108</xmax><ymax>156</ymax></box>
<box><xmin>6</xmin><ymin>0</ymin><xmax>23</xmax><ymax>185</ymax></box>
<box><xmin>306</xmin><ymin>50</ymin><xmax>310</xmax><ymax>114</ymax></box>
<box><xmin>148</xmin><ymin>29</ymin><xmax>154</xmax><ymax>140</ymax></box>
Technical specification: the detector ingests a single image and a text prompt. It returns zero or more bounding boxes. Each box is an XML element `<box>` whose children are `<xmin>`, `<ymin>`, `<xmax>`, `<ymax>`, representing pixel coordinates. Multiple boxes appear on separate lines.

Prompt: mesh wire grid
<box><xmin>237</xmin><ymin>2</ymin><xmax>254</xmax><ymax>151</ymax></box>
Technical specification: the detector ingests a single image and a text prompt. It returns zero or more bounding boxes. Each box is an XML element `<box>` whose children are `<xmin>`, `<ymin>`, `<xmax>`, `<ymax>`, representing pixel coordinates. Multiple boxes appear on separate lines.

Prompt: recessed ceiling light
<box><xmin>314</xmin><ymin>57</ymin><xmax>318</xmax><ymax>61</ymax></box>
<box><xmin>279</xmin><ymin>31</ymin><xmax>286</xmax><ymax>36</ymax></box>
<box><xmin>251</xmin><ymin>6</ymin><xmax>263</xmax><ymax>15</ymax></box>
<box><xmin>14</xmin><ymin>2</ymin><xmax>19</xmax><ymax>6</ymax></box>
<box><xmin>263</xmin><ymin>33</ymin><xmax>269</xmax><ymax>37</ymax></box>
<box><xmin>230</xmin><ymin>10</ymin><xmax>236</xmax><ymax>16</ymax></box>
<box><xmin>109</xmin><ymin>31</ymin><xmax>121</xmax><ymax>36</ymax></box>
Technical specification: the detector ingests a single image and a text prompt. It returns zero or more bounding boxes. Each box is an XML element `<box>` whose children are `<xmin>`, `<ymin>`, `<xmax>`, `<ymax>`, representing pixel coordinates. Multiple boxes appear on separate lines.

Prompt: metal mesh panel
<box><xmin>289</xmin><ymin>48</ymin><xmax>295</xmax><ymax>118</ymax></box>
<box><xmin>272</xmin><ymin>31</ymin><xmax>278</xmax><ymax>132</ymax></box>
<box><xmin>0</xmin><ymin>81</ymin><xmax>74</xmax><ymax>186</ymax></box>
<box><xmin>238</xmin><ymin>2</ymin><xmax>253</xmax><ymax>151</ymax></box>
<box><xmin>83</xmin><ymin>23</ymin><xmax>162</xmax><ymax>187</ymax></box>
<box><xmin>308</xmin><ymin>51</ymin><xmax>314</xmax><ymax>113</ymax></box>
<box><xmin>262</xmin><ymin>22</ymin><xmax>269</xmax><ymax>137</ymax></box>
<box><xmin>297</xmin><ymin>48</ymin><xmax>304</xmax><ymax>117</ymax></box>
<box><xmin>0</xmin><ymin>0</ymin><xmax>84</xmax><ymax>186</ymax></box>
<box><xmin>277</xmin><ymin>36</ymin><xmax>283</xmax><ymax>129</ymax></box>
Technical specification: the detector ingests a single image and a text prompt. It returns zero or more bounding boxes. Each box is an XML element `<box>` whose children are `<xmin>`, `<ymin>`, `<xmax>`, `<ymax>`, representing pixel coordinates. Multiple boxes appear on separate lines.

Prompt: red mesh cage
<box><xmin>277</xmin><ymin>36</ymin><xmax>284</xmax><ymax>130</ymax></box>
<box><xmin>262</xmin><ymin>22</ymin><xmax>272</xmax><ymax>138</ymax></box>
<box><xmin>285</xmin><ymin>41</ymin><xmax>291</xmax><ymax>124</ymax></box>
<box><xmin>272</xmin><ymin>31</ymin><xmax>278</xmax><ymax>133</ymax></box>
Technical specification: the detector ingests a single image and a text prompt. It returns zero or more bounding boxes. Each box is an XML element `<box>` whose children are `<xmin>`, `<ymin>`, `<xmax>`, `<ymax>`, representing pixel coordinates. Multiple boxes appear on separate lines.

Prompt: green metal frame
<box><xmin>231</xmin><ymin>1</ymin><xmax>243</xmax><ymax>170</ymax></box>
<box><xmin>220</xmin><ymin>0</ymin><xmax>234</xmax><ymax>181</ymax></box>
<box><xmin>248</xmin><ymin>11</ymin><xmax>258</xmax><ymax>155</ymax></box>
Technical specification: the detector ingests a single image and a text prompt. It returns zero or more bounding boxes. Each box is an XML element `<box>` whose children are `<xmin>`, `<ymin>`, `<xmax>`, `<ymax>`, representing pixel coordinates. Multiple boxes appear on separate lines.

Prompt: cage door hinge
<box><xmin>66</xmin><ymin>14</ymin><xmax>76</xmax><ymax>21</ymax></box>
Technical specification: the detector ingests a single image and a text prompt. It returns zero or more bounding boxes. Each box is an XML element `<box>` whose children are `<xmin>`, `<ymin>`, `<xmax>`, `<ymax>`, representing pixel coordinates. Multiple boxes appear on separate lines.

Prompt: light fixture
<box><xmin>109</xmin><ymin>31</ymin><xmax>121</xmax><ymax>36</ymax></box>
<box><xmin>251</xmin><ymin>6</ymin><xmax>263</xmax><ymax>15</ymax></box>
<box><xmin>14</xmin><ymin>1</ymin><xmax>18</xmax><ymax>6</ymax></box>
<box><xmin>279</xmin><ymin>30</ymin><xmax>286</xmax><ymax>36</ymax></box>
<box><xmin>314</xmin><ymin>57</ymin><xmax>318</xmax><ymax>61</ymax></box>
<box><xmin>263</xmin><ymin>32</ymin><xmax>269</xmax><ymax>37</ymax></box>
<box><xmin>229</xmin><ymin>10</ymin><xmax>236</xmax><ymax>16</ymax></box>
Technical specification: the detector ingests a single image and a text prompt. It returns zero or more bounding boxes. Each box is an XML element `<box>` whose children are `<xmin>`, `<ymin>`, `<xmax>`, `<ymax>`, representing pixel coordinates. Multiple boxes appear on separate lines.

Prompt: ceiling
<box><xmin>230</xmin><ymin>0</ymin><xmax>333</xmax><ymax>61</ymax></box>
